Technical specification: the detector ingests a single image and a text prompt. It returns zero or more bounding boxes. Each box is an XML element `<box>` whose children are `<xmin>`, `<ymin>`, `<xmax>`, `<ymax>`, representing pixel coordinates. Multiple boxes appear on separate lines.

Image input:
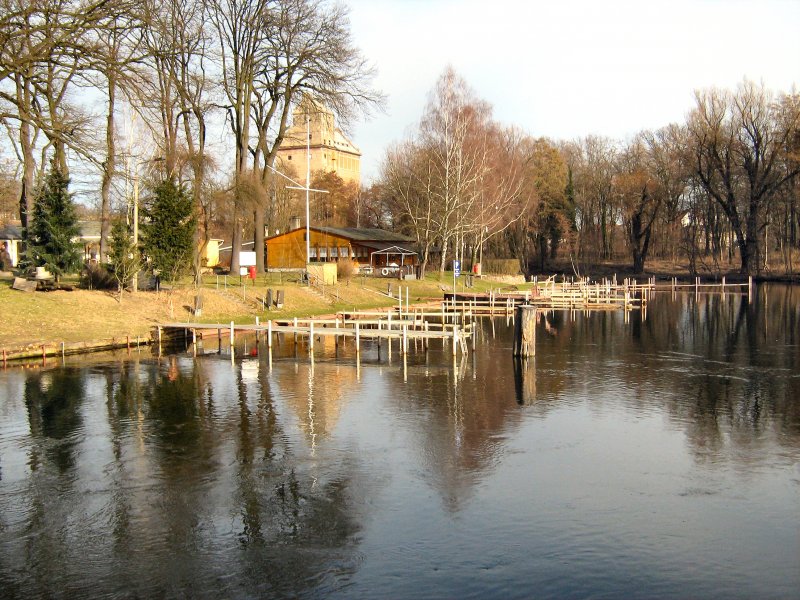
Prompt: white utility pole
<box><xmin>285</xmin><ymin>112</ymin><xmax>328</xmax><ymax>280</ymax></box>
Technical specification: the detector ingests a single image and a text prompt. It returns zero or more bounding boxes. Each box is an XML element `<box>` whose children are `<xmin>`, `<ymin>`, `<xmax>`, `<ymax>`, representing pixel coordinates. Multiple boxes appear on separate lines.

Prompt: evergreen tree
<box><xmin>108</xmin><ymin>217</ymin><xmax>141</xmax><ymax>301</ymax></box>
<box><xmin>141</xmin><ymin>178</ymin><xmax>196</xmax><ymax>282</ymax></box>
<box><xmin>25</xmin><ymin>167</ymin><xmax>82</xmax><ymax>282</ymax></box>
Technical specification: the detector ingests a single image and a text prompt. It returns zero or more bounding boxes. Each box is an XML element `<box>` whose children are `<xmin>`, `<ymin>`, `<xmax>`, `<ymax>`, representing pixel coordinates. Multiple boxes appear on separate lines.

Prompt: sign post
<box><xmin>453</xmin><ymin>259</ymin><xmax>460</xmax><ymax>297</ymax></box>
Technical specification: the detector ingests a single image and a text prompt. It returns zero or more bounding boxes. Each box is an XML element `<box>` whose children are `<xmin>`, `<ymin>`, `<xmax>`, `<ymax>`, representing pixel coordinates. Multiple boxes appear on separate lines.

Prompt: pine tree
<box><xmin>25</xmin><ymin>168</ymin><xmax>82</xmax><ymax>282</ymax></box>
<box><xmin>141</xmin><ymin>178</ymin><xmax>196</xmax><ymax>282</ymax></box>
<box><xmin>108</xmin><ymin>217</ymin><xmax>141</xmax><ymax>301</ymax></box>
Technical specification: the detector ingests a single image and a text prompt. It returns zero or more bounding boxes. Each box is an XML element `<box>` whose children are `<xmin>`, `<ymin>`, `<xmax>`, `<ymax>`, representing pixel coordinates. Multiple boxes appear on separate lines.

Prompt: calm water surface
<box><xmin>1</xmin><ymin>285</ymin><xmax>798</xmax><ymax>599</ymax></box>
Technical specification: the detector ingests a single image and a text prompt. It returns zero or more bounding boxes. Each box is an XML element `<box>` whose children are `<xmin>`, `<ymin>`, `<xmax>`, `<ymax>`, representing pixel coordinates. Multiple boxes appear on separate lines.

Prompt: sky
<box><xmin>344</xmin><ymin>0</ymin><xmax>800</xmax><ymax>183</ymax></box>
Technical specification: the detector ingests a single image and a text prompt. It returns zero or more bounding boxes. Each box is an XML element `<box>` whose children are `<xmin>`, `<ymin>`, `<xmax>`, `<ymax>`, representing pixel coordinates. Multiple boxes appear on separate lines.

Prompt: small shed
<box><xmin>202</xmin><ymin>238</ymin><xmax>224</xmax><ymax>268</ymax></box>
<box><xmin>0</xmin><ymin>223</ymin><xmax>23</xmax><ymax>268</ymax></box>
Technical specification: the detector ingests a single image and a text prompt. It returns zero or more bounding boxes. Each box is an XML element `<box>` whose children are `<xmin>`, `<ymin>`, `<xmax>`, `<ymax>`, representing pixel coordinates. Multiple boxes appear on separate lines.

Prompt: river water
<box><xmin>0</xmin><ymin>285</ymin><xmax>798</xmax><ymax>599</ymax></box>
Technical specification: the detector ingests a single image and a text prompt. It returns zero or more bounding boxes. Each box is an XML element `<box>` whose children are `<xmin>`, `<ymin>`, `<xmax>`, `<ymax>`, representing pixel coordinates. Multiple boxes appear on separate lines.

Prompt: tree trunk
<box><xmin>254</xmin><ymin>208</ymin><xmax>265</xmax><ymax>272</ymax></box>
<box><xmin>99</xmin><ymin>73</ymin><xmax>116</xmax><ymax>262</ymax></box>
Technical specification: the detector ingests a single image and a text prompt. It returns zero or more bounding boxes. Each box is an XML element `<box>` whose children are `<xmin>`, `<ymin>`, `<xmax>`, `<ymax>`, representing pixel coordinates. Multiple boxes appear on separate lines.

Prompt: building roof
<box><xmin>266</xmin><ymin>226</ymin><xmax>414</xmax><ymax>245</ymax></box>
<box><xmin>315</xmin><ymin>227</ymin><xmax>414</xmax><ymax>244</ymax></box>
<box><xmin>0</xmin><ymin>224</ymin><xmax>22</xmax><ymax>240</ymax></box>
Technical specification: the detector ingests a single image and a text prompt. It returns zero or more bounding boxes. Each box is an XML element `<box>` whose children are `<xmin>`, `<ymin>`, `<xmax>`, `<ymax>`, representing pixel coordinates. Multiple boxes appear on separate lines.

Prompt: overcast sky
<box><xmin>345</xmin><ymin>0</ymin><xmax>800</xmax><ymax>182</ymax></box>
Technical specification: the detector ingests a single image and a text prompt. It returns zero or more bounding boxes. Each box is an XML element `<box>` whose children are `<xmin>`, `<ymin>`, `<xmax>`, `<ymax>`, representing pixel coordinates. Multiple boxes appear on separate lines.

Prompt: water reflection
<box><xmin>0</xmin><ymin>285</ymin><xmax>798</xmax><ymax>598</ymax></box>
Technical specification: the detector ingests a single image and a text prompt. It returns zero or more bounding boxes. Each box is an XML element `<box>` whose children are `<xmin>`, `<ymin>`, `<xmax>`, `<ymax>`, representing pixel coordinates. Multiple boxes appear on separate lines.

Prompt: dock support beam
<box><xmin>513</xmin><ymin>306</ymin><xmax>536</xmax><ymax>357</ymax></box>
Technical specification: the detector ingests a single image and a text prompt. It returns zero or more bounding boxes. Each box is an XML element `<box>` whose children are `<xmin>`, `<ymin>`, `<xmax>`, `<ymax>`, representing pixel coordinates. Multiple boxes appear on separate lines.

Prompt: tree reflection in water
<box><xmin>0</xmin><ymin>284</ymin><xmax>797</xmax><ymax>598</ymax></box>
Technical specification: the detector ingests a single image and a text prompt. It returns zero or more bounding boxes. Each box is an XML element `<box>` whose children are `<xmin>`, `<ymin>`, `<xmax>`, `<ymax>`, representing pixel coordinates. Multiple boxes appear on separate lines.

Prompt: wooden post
<box><xmin>424</xmin><ymin>321</ymin><xmax>429</xmax><ymax>350</ymax></box>
<box><xmin>293</xmin><ymin>317</ymin><xmax>298</xmax><ymax>343</ymax></box>
<box><xmin>402</xmin><ymin>325</ymin><xmax>408</xmax><ymax>354</ymax></box>
<box><xmin>513</xmin><ymin>306</ymin><xmax>536</xmax><ymax>357</ymax></box>
<box><xmin>452</xmin><ymin>324</ymin><xmax>459</xmax><ymax>356</ymax></box>
<box><xmin>355</xmin><ymin>321</ymin><xmax>360</xmax><ymax>354</ymax></box>
<box><xmin>268</xmin><ymin>320</ymin><xmax>273</xmax><ymax>348</ymax></box>
<box><xmin>61</xmin><ymin>341</ymin><xmax>66</xmax><ymax>361</ymax></box>
<box><xmin>309</xmin><ymin>321</ymin><xmax>314</xmax><ymax>353</ymax></box>
<box><xmin>748</xmin><ymin>275</ymin><xmax>753</xmax><ymax>303</ymax></box>
<box><xmin>192</xmin><ymin>329</ymin><xmax>197</xmax><ymax>356</ymax></box>
<box><xmin>158</xmin><ymin>326</ymin><xmax>162</xmax><ymax>356</ymax></box>
<box><xmin>255</xmin><ymin>316</ymin><xmax>260</xmax><ymax>343</ymax></box>
<box><xmin>230</xmin><ymin>321</ymin><xmax>235</xmax><ymax>355</ymax></box>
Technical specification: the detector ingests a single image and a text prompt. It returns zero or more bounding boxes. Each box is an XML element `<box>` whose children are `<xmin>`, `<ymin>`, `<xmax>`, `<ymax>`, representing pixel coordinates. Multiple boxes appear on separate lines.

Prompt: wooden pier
<box><xmin>154</xmin><ymin>276</ymin><xmax>754</xmax><ymax>361</ymax></box>
<box><xmin>156</xmin><ymin>306</ymin><xmax>475</xmax><ymax>359</ymax></box>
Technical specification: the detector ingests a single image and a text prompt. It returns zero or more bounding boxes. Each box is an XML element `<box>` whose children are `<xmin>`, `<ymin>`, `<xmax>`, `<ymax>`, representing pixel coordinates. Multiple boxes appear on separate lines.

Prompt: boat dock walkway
<box><xmin>157</xmin><ymin>307</ymin><xmax>474</xmax><ymax>358</ymax></box>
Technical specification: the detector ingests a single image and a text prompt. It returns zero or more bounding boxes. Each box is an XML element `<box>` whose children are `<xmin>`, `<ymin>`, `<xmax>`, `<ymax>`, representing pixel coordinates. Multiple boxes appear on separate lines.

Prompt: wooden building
<box><xmin>266</xmin><ymin>226</ymin><xmax>417</xmax><ymax>271</ymax></box>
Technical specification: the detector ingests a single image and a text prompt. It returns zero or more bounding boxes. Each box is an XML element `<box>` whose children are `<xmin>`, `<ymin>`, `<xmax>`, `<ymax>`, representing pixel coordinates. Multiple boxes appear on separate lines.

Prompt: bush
<box><xmin>337</xmin><ymin>258</ymin><xmax>357</xmax><ymax>280</ymax></box>
<box><xmin>81</xmin><ymin>263</ymin><xmax>117</xmax><ymax>290</ymax></box>
<box><xmin>482</xmin><ymin>258</ymin><xmax>521</xmax><ymax>276</ymax></box>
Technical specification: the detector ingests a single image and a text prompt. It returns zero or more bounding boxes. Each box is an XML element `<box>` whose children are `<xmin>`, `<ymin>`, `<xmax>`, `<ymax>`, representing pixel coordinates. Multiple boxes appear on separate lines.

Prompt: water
<box><xmin>1</xmin><ymin>285</ymin><xmax>798</xmax><ymax>599</ymax></box>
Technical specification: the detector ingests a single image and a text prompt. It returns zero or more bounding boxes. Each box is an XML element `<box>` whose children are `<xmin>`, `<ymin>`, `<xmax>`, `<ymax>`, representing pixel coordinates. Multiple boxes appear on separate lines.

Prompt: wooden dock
<box><xmin>156</xmin><ymin>307</ymin><xmax>474</xmax><ymax>358</ymax></box>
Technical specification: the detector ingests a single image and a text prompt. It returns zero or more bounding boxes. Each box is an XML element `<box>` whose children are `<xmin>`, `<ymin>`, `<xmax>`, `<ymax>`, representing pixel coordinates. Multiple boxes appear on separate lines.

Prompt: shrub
<box><xmin>482</xmin><ymin>258</ymin><xmax>521</xmax><ymax>276</ymax></box>
<box><xmin>337</xmin><ymin>258</ymin><xmax>357</xmax><ymax>280</ymax></box>
<box><xmin>82</xmin><ymin>263</ymin><xmax>117</xmax><ymax>290</ymax></box>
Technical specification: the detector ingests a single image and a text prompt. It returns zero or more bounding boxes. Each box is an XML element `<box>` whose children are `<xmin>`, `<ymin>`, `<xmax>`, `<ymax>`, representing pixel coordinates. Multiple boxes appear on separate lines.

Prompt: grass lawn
<box><xmin>0</xmin><ymin>270</ymin><xmax>528</xmax><ymax>352</ymax></box>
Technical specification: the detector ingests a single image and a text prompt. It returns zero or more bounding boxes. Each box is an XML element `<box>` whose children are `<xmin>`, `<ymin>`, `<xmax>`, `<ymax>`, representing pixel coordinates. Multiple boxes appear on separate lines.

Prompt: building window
<box><xmin>340</xmin><ymin>246</ymin><xmax>349</xmax><ymax>258</ymax></box>
<box><xmin>330</xmin><ymin>247</ymin><xmax>338</xmax><ymax>258</ymax></box>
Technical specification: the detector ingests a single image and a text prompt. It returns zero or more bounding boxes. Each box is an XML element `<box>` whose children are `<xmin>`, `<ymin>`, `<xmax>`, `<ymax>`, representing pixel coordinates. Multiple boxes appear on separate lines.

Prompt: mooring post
<box><xmin>158</xmin><ymin>326</ymin><xmax>162</xmax><ymax>356</ymax></box>
<box><xmin>293</xmin><ymin>317</ymin><xmax>298</xmax><ymax>343</ymax></box>
<box><xmin>402</xmin><ymin>325</ymin><xmax>408</xmax><ymax>354</ymax></box>
<box><xmin>452</xmin><ymin>324</ymin><xmax>459</xmax><ymax>356</ymax></box>
<box><xmin>229</xmin><ymin>321</ymin><xmax>235</xmax><ymax>355</ymax></box>
<box><xmin>748</xmin><ymin>276</ymin><xmax>753</xmax><ymax>303</ymax></box>
<box><xmin>355</xmin><ymin>321</ymin><xmax>360</xmax><ymax>354</ymax></box>
<box><xmin>255</xmin><ymin>316</ymin><xmax>260</xmax><ymax>343</ymax></box>
<box><xmin>513</xmin><ymin>306</ymin><xmax>536</xmax><ymax>357</ymax></box>
<box><xmin>309</xmin><ymin>321</ymin><xmax>314</xmax><ymax>354</ymax></box>
<box><xmin>267</xmin><ymin>320</ymin><xmax>273</xmax><ymax>348</ymax></box>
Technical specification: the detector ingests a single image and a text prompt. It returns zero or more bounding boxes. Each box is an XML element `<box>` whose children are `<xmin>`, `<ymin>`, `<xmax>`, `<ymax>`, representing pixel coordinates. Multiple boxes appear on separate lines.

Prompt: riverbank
<box><xmin>3</xmin><ymin>261</ymin><xmax>795</xmax><ymax>363</ymax></box>
<box><xmin>0</xmin><ymin>272</ymin><xmax>521</xmax><ymax>361</ymax></box>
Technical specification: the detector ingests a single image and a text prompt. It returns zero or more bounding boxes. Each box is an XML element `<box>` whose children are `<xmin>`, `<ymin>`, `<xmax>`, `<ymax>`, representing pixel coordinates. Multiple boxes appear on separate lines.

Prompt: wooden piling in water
<box><xmin>513</xmin><ymin>306</ymin><xmax>536</xmax><ymax>357</ymax></box>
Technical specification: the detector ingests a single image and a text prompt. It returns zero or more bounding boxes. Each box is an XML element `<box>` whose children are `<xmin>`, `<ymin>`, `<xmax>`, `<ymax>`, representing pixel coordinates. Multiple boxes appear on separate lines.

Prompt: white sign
<box><xmin>239</xmin><ymin>251</ymin><xmax>257</xmax><ymax>267</ymax></box>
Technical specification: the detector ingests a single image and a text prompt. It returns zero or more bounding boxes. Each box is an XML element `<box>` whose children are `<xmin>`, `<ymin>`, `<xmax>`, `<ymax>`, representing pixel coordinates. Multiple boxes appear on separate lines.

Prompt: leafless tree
<box><xmin>688</xmin><ymin>81</ymin><xmax>800</xmax><ymax>275</ymax></box>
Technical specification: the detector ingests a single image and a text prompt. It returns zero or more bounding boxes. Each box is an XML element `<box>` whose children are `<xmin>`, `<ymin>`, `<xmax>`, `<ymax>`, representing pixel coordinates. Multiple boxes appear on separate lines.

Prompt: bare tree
<box><xmin>688</xmin><ymin>81</ymin><xmax>800</xmax><ymax>275</ymax></box>
<box><xmin>614</xmin><ymin>134</ymin><xmax>662</xmax><ymax>274</ymax></box>
<box><xmin>246</xmin><ymin>0</ymin><xmax>382</xmax><ymax>273</ymax></box>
